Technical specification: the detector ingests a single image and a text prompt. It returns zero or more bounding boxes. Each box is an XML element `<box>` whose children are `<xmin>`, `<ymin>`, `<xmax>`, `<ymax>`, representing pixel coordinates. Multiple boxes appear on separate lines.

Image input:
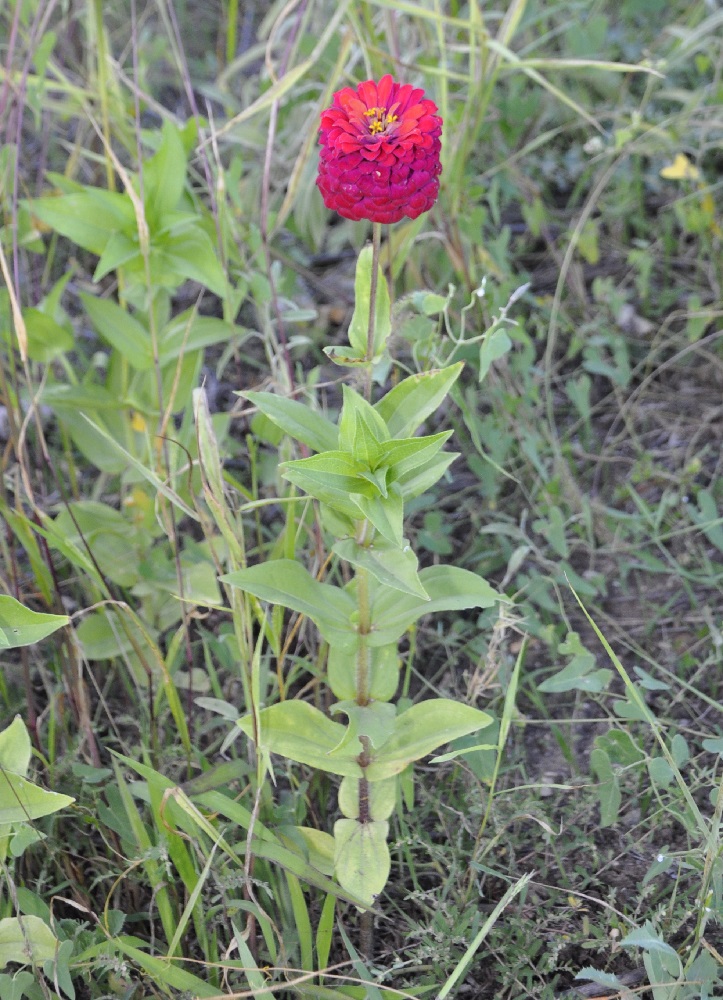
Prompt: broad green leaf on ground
<box><xmin>590</xmin><ymin>748</ymin><xmax>621</xmax><ymax>827</ymax></box>
<box><xmin>366</xmin><ymin>700</ymin><xmax>493</xmax><ymax>780</ymax></box>
<box><xmin>237</xmin><ymin>702</ymin><xmax>362</xmax><ymax>777</ymax></box>
<box><xmin>0</xmin><ymin>596</ymin><xmax>68</xmax><ymax>649</ymax></box>
<box><xmin>334</xmin><ymin>818</ymin><xmax>390</xmax><ymax>908</ymax></box>
<box><xmin>374</xmin><ymin>364</ymin><xmax>464</xmax><ymax>437</ymax></box>
<box><xmin>0</xmin><ymin>916</ymin><xmax>59</xmax><ymax>970</ymax></box>
<box><xmin>369</xmin><ymin>565</ymin><xmax>504</xmax><ymax>645</ymax></box>
<box><xmin>240</xmin><ymin>391</ymin><xmax>338</xmax><ymax>453</ymax></box>
<box><xmin>539</xmin><ymin>632</ymin><xmax>611</xmax><ymax>693</ymax></box>
<box><xmin>0</xmin><ymin>718</ymin><xmax>32</xmax><ymax>777</ymax></box>
<box><xmin>0</xmin><ymin>772</ymin><xmax>74</xmax><ymax>829</ymax></box>
<box><xmin>221</xmin><ymin>561</ymin><xmax>358</xmax><ymax>649</ymax></box>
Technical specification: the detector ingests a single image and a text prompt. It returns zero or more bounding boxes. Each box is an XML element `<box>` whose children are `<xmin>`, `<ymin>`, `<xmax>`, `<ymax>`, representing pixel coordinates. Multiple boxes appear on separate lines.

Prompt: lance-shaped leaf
<box><xmin>349</xmin><ymin>486</ymin><xmax>403</xmax><ymax>546</ymax></box>
<box><xmin>374</xmin><ymin>363</ymin><xmax>464</xmax><ymax>437</ymax></box>
<box><xmin>368</xmin><ymin>565</ymin><xmax>505</xmax><ymax>646</ymax></box>
<box><xmin>394</xmin><ymin>450</ymin><xmax>458</xmax><ymax>500</ymax></box>
<box><xmin>334</xmin><ymin>818</ymin><xmax>390</xmax><ymax>908</ymax></box>
<box><xmin>333</xmin><ymin>537</ymin><xmax>428</xmax><ymax>599</ymax></box>
<box><xmin>241</xmin><ymin>390</ymin><xmax>338</xmax><ymax>453</ymax></box>
<box><xmin>282</xmin><ymin>451</ymin><xmax>379</xmax><ymax>520</ymax></box>
<box><xmin>347</xmin><ymin>245</ymin><xmax>391</xmax><ymax>360</ymax></box>
<box><xmin>366</xmin><ymin>700</ymin><xmax>493</xmax><ymax>781</ymax></box>
<box><xmin>237</xmin><ymin>702</ymin><xmax>363</xmax><ymax>777</ymax></box>
<box><xmin>339</xmin><ymin>385</ymin><xmax>389</xmax><ymax>455</ymax></box>
<box><xmin>221</xmin><ymin>561</ymin><xmax>358</xmax><ymax>650</ymax></box>
<box><xmin>381</xmin><ymin>430</ymin><xmax>452</xmax><ymax>480</ymax></box>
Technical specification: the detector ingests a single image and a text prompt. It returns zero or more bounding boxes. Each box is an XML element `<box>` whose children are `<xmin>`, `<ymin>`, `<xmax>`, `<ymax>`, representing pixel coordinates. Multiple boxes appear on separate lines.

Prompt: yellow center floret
<box><xmin>363</xmin><ymin>106</ymin><xmax>398</xmax><ymax>135</ymax></box>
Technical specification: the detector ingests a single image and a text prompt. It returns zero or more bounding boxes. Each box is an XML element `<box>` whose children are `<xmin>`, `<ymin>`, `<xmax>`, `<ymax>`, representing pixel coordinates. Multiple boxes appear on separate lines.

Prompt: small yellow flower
<box><xmin>130</xmin><ymin>411</ymin><xmax>147</xmax><ymax>433</ymax></box>
<box><xmin>660</xmin><ymin>153</ymin><xmax>700</xmax><ymax>180</ymax></box>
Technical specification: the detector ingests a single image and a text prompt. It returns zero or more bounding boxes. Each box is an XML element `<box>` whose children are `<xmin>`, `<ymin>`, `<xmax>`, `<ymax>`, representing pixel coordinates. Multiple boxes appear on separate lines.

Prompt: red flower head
<box><xmin>317</xmin><ymin>74</ymin><xmax>442</xmax><ymax>225</ymax></box>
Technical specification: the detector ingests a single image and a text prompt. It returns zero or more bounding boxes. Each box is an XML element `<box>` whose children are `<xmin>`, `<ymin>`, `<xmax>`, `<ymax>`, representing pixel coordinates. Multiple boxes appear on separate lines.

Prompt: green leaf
<box><xmin>78</xmin><ymin>414</ymin><xmax>199</xmax><ymax>520</ymax></box>
<box><xmin>143</xmin><ymin>119</ymin><xmax>187</xmax><ymax>222</ymax></box>
<box><xmin>478</xmin><ymin>328</ymin><xmax>512</xmax><ymax>382</ymax></box>
<box><xmin>338</xmin><ymin>776</ymin><xmax>397</xmax><ymax>821</ymax></box>
<box><xmin>539</xmin><ymin>632</ymin><xmax>611</xmax><ymax>693</ymax></box>
<box><xmin>375</xmin><ymin>364</ymin><xmax>464</xmax><ymax>438</ymax></box>
<box><xmin>0</xmin><ymin>718</ymin><xmax>32</xmax><ymax>778</ymax></box>
<box><xmin>282</xmin><ymin>452</ymin><xmax>379</xmax><ymax>519</ymax></box>
<box><xmin>159</xmin><ymin>314</ymin><xmax>242</xmax><ymax>364</ymax></box>
<box><xmin>366</xmin><ymin>699</ymin><xmax>492</xmax><ymax>780</ymax></box>
<box><xmin>30</xmin><ymin>189</ymin><xmax>134</xmax><ymax>255</ymax></box>
<box><xmin>21</xmin><ymin>309</ymin><xmax>73</xmax><ymax>362</ymax></box>
<box><xmin>382</xmin><ymin>431</ymin><xmax>452</xmax><ymax>480</ymax></box>
<box><xmin>347</xmin><ymin>245</ymin><xmax>391</xmax><ymax>360</ymax></box>
<box><xmin>221</xmin><ymin>560</ymin><xmax>358</xmax><ymax>649</ymax></box>
<box><xmin>0</xmin><ymin>771</ymin><xmax>74</xmax><ymax>828</ymax></box>
<box><xmin>532</xmin><ymin>505</ymin><xmax>569</xmax><ymax>559</ymax></box>
<box><xmin>0</xmin><ymin>916</ymin><xmax>59</xmax><ymax>970</ymax></box>
<box><xmin>590</xmin><ymin>748</ymin><xmax>621</xmax><ymax>827</ymax></box>
<box><xmin>328</xmin><ymin>701</ymin><xmax>397</xmax><ymax>756</ymax></box>
<box><xmin>327</xmin><ymin>643</ymin><xmax>399</xmax><ymax>703</ymax></box>
<box><xmin>692</xmin><ymin>489</ymin><xmax>723</xmax><ymax>554</ymax></box>
<box><xmin>369</xmin><ymin>565</ymin><xmax>504</xmax><ymax>646</ymax></box>
<box><xmin>112</xmin><ymin>938</ymin><xmax>222</xmax><ymax>997</ymax></box>
<box><xmin>278</xmin><ymin>826</ymin><xmax>336</xmax><ymax>878</ymax></box>
<box><xmin>333</xmin><ymin>537</ymin><xmax>428</xmax><ymax>599</ymax></box>
<box><xmin>594</xmin><ymin>729</ymin><xmax>645</xmax><ymax>767</ymax></box>
<box><xmin>394</xmin><ymin>450</ymin><xmax>458</xmax><ymax>500</ymax></box>
<box><xmin>619</xmin><ymin>922</ymin><xmax>679</xmax><ymax>957</ymax></box>
<box><xmin>349</xmin><ymin>486</ymin><xmax>403</xmax><ymax>546</ymax></box>
<box><xmin>0</xmin><ymin>596</ymin><xmax>68</xmax><ymax>649</ymax></box>
<box><xmin>334</xmin><ymin>818</ymin><xmax>390</xmax><ymax>908</ymax></box>
<box><xmin>82</xmin><ymin>295</ymin><xmax>153</xmax><ymax>371</ymax></box>
<box><xmin>93</xmin><ymin>230</ymin><xmax>140</xmax><ymax>281</ymax></box>
<box><xmin>241</xmin><ymin>390</ymin><xmax>338</xmax><ymax>453</ymax></box>
<box><xmin>338</xmin><ymin>386</ymin><xmax>389</xmax><ymax>460</ymax></box>
<box><xmin>237</xmin><ymin>702</ymin><xmax>362</xmax><ymax>777</ymax></box>
<box><xmin>158</xmin><ymin>229</ymin><xmax>226</xmax><ymax>296</ymax></box>
<box><xmin>648</xmin><ymin>756</ymin><xmax>674</xmax><ymax>788</ymax></box>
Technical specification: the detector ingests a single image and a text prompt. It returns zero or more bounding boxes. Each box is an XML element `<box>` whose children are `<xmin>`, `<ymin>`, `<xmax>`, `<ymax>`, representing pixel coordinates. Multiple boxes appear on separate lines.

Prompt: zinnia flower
<box><xmin>317</xmin><ymin>74</ymin><xmax>442</xmax><ymax>225</ymax></box>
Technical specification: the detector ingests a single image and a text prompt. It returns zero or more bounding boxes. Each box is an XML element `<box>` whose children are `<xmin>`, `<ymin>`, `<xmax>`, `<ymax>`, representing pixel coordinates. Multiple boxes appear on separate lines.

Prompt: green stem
<box><xmin>365</xmin><ymin>222</ymin><xmax>383</xmax><ymax>399</ymax></box>
<box><xmin>355</xmin><ymin>568</ymin><xmax>371</xmax><ymax>706</ymax></box>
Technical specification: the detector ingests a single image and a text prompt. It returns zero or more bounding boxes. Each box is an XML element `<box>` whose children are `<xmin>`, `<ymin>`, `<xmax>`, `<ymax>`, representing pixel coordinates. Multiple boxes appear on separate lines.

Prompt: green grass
<box><xmin>0</xmin><ymin>0</ymin><xmax>722</xmax><ymax>997</ymax></box>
